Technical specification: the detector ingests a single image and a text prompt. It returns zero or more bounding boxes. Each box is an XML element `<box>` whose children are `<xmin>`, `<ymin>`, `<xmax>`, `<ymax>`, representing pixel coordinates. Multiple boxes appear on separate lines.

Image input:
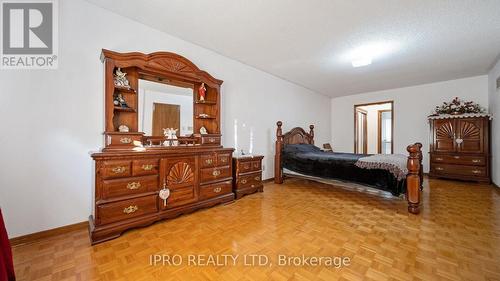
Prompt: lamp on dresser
<box><xmin>89</xmin><ymin>50</ymin><xmax>234</xmax><ymax>244</ymax></box>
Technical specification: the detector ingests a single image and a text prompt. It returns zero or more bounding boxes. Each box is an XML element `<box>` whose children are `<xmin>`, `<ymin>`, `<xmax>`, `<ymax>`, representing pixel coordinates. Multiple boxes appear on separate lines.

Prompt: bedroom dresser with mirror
<box><xmin>89</xmin><ymin>50</ymin><xmax>234</xmax><ymax>244</ymax></box>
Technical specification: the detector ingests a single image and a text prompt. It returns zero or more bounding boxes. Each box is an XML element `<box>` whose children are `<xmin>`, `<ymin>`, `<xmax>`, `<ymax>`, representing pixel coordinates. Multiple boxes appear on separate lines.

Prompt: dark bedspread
<box><xmin>282</xmin><ymin>144</ymin><xmax>406</xmax><ymax>196</ymax></box>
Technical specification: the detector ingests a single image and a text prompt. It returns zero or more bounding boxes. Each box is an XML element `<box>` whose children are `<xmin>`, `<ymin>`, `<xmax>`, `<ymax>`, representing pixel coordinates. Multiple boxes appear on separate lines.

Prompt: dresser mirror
<box><xmin>138</xmin><ymin>78</ymin><xmax>194</xmax><ymax>137</ymax></box>
<box><xmin>101</xmin><ymin>49</ymin><xmax>223</xmax><ymax>150</ymax></box>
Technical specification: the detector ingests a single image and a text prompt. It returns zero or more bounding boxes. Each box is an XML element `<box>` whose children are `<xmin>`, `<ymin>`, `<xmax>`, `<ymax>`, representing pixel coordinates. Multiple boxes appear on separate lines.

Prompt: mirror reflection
<box><xmin>138</xmin><ymin>79</ymin><xmax>194</xmax><ymax>137</ymax></box>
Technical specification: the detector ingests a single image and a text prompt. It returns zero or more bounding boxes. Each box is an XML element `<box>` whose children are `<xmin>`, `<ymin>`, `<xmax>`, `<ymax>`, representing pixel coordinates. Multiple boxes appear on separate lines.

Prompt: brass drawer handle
<box><xmin>435</xmin><ymin>157</ymin><xmax>443</xmax><ymax>161</ymax></box>
<box><xmin>127</xmin><ymin>182</ymin><xmax>141</xmax><ymax>190</ymax></box>
<box><xmin>254</xmin><ymin>176</ymin><xmax>261</xmax><ymax>181</ymax></box>
<box><xmin>212</xmin><ymin>170</ymin><xmax>221</xmax><ymax>176</ymax></box>
<box><xmin>435</xmin><ymin>167</ymin><xmax>444</xmax><ymax>171</ymax></box>
<box><xmin>220</xmin><ymin>158</ymin><xmax>227</xmax><ymax>163</ymax></box>
<box><xmin>120</xmin><ymin>137</ymin><xmax>132</xmax><ymax>144</ymax></box>
<box><xmin>241</xmin><ymin>179</ymin><xmax>247</xmax><ymax>184</ymax></box>
<box><xmin>123</xmin><ymin>205</ymin><xmax>138</xmax><ymax>214</ymax></box>
<box><xmin>205</xmin><ymin>159</ymin><xmax>213</xmax><ymax>164</ymax></box>
<box><xmin>112</xmin><ymin>166</ymin><xmax>126</xmax><ymax>174</ymax></box>
<box><xmin>213</xmin><ymin>187</ymin><xmax>222</xmax><ymax>193</ymax></box>
<box><xmin>251</xmin><ymin>184</ymin><xmax>255</xmax><ymax>188</ymax></box>
<box><xmin>472</xmin><ymin>159</ymin><xmax>481</xmax><ymax>163</ymax></box>
<box><xmin>453</xmin><ymin>156</ymin><xmax>460</xmax><ymax>159</ymax></box>
<box><xmin>141</xmin><ymin>164</ymin><xmax>154</xmax><ymax>171</ymax></box>
<box><xmin>244</xmin><ymin>164</ymin><xmax>250</xmax><ymax>169</ymax></box>
<box><xmin>208</xmin><ymin>137</ymin><xmax>215</xmax><ymax>143</ymax></box>
<box><xmin>472</xmin><ymin>170</ymin><xmax>482</xmax><ymax>174</ymax></box>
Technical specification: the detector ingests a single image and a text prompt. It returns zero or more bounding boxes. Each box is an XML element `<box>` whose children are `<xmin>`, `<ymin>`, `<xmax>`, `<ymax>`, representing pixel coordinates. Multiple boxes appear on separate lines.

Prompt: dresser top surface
<box><xmin>233</xmin><ymin>155</ymin><xmax>264</xmax><ymax>161</ymax></box>
<box><xmin>91</xmin><ymin>147</ymin><xmax>234</xmax><ymax>159</ymax></box>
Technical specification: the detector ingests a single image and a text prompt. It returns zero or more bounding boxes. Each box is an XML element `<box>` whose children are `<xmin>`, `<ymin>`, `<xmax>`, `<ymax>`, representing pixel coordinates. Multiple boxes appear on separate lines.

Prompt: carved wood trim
<box><xmin>167</xmin><ymin>162</ymin><xmax>195</xmax><ymax>185</ymax></box>
<box><xmin>101</xmin><ymin>49</ymin><xmax>223</xmax><ymax>87</ymax></box>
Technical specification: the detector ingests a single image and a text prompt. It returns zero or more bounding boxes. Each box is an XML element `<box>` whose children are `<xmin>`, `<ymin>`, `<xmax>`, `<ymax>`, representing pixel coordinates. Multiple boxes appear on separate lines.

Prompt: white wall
<box><xmin>488</xmin><ymin>58</ymin><xmax>500</xmax><ymax>186</ymax></box>
<box><xmin>0</xmin><ymin>0</ymin><xmax>330</xmax><ymax>238</ymax></box>
<box><xmin>331</xmin><ymin>76</ymin><xmax>489</xmax><ymax>172</ymax></box>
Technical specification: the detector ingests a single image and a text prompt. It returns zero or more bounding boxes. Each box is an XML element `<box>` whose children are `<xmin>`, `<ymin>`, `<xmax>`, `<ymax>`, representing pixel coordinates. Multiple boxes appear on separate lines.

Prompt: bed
<box><xmin>274</xmin><ymin>121</ymin><xmax>423</xmax><ymax>214</ymax></box>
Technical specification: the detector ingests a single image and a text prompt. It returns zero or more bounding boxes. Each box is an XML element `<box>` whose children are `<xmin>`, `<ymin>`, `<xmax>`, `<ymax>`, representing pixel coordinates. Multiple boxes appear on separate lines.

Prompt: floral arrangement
<box><xmin>432</xmin><ymin>97</ymin><xmax>484</xmax><ymax>116</ymax></box>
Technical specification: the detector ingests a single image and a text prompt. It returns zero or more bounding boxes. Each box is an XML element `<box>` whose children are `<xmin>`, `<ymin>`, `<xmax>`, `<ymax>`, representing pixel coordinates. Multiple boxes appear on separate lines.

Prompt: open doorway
<box><xmin>354</xmin><ymin>101</ymin><xmax>393</xmax><ymax>154</ymax></box>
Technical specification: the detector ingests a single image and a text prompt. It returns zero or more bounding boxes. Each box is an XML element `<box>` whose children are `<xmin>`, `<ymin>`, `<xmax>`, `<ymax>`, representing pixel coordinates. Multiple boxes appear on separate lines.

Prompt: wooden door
<box><xmin>355</xmin><ymin>109</ymin><xmax>367</xmax><ymax>154</ymax></box>
<box><xmin>377</xmin><ymin>109</ymin><xmax>392</xmax><ymax>154</ymax></box>
<box><xmin>160</xmin><ymin>157</ymin><xmax>198</xmax><ymax>209</ymax></box>
<box><xmin>456</xmin><ymin>118</ymin><xmax>484</xmax><ymax>153</ymax></box>
<box><xmin>433</xmin><ymin>119</ymin><xmax>456</xmax><ymax>153</ymax></box>
<box><xmin>152</xmin><ymin>103</ymin><xmax>180</xmax><ymax>136</ymax></box>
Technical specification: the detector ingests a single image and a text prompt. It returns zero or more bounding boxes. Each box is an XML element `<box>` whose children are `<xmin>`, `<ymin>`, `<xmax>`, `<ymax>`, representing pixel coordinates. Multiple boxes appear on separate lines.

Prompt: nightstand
<box><xmin>232</xmin><ymin>155</ymin><xmax>264</xmax><ymax>199</ymax></box>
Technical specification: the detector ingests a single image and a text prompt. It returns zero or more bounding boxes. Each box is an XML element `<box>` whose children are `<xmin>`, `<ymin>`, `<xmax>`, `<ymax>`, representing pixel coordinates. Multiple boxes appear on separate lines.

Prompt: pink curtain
<box><xmin>0</xmin><ymin>209</ymin><xmax>15</xmax><ymax>281</ymax></box>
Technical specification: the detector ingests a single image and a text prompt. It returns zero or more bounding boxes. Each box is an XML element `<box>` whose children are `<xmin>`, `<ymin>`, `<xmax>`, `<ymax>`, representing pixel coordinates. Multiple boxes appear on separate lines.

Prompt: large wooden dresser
<box><xmin>429</xmin><ymin>115</ymin><xmax>491</xmax><ymax>183</ymax></box>
<box><xmin>89</xmin><ymin>50</ymin><xmax>235</xmax><ymax>244</ymax></box>
<box><xmin>90</xmin><ymin>148</ymin><xmax>234</xmax><ymax>244</ymax></box>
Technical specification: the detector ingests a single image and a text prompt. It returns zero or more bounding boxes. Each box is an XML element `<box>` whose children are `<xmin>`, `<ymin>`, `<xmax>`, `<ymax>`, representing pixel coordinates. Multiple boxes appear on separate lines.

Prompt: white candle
<box><xmin>249</xmin><ymin>127</ymin><xmax>254</xmax><ymax>155</ymax></box>
<box><xmin>234</xmin><ymin>119</ymin><xmax>238</xmax><ymax>154</ymax></box>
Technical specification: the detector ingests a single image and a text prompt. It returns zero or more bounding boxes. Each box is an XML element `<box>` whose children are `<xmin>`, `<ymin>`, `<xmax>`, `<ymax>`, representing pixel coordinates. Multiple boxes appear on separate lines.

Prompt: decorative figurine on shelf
<box><xmin>198</xmin><ymin>82</ymin><xmax>206</xmax><ymax>101</ymax></box>
<box><xmin>163</xmin><ymin>128</ymin><xmax>179</xmax><ymax>146</ymax></box>
<box><xmin>118</xmin><ymin>125</ymin><xmax>129</xmax><ymax>132</ymax></box>
<box><xmin>114</xmin><ymin>68</ymin><xmax>131</xmax><ymax>89</ymax></box>
<box><xmin>199</xmin><ymin>126</ymin><xmax>208</xmax><ymax>135</ymax></box>
<box><xmin>113</xmin><ymin>93</ymin><xmax>129</xmax><ymax>108</ymax></box>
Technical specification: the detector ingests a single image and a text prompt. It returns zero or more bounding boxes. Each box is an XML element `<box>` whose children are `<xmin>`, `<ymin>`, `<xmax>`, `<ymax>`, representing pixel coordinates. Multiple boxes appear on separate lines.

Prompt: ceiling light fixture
<box><xmin>351</xmin><ymin>58</ymin><xmax>372</xmax><ymax>67</ymax></box>
<box><xmin>344</xmin><ymin>41</ymin><xmax>399</xmax><ymax>68</ymax></box>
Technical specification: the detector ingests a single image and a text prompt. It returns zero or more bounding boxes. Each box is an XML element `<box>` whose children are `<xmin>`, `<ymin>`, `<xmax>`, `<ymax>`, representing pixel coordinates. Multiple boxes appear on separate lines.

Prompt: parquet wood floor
<box><xmin>11</xmin><ymin>177</ymin><xmax>500</xmax><ymax>281</ymax></box>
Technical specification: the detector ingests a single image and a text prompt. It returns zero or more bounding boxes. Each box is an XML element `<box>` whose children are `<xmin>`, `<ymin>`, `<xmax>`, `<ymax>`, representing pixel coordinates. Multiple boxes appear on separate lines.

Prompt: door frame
<box><xmin>377</xmin><ymin>109</ymin><xmax>392</xmax><ymax>154</ymax></box>
<box><xmin>353</xmin><ymin>101</ymin><xmax>394</xmax><ymax>154</ymax></box>
<box><xmin>354</xmin><ymin>108</ymin><xmax>368</xmax><ymax>154</ymax></box>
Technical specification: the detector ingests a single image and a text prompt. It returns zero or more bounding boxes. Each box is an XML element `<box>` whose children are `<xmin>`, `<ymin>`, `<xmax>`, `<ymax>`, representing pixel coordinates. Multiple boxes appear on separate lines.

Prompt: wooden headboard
<box><xmin>276</xmin><ymin>121</ymin><xmax>315</xmax><ymax>145</ymax></box>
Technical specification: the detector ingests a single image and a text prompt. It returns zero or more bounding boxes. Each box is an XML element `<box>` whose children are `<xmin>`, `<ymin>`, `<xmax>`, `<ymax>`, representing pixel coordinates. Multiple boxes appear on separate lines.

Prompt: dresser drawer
<box><xmin>217</xmin><ymin>153</ymin><xmax>231</xmax><ymax>166</ymax></box>
<box><xmin>97</xmin><ymin>195</ymin><xmax>157</xmax><ymax>225</ymax></box>
<box><xmin>101</xmin><ymin>160</ymin><xmax>132</xmax><ymax>179</ymax></box>
<box><xmin>251</xmin><ymin>160</ymin><xmax>261</xmax><ymax>171</ymax></box>
<box><xmin>199</xmin><ymin>180</ymin><xmax>232</xmax><ymax>200</ymax></box>
<box><xmin>200</xmin><ymin>154</ymin><xmax>216</xmax><ymax>168</ymax></box>
<box><xmin>236</xmin><ymin>172</ymin><xmax>262</xmax><ymax>189</ymax></box>
<box><xmin>201</xmin><ymin>135</ymin><xmax>221</xmax><ymax>145</ymax></box>
<box><xmin>132</xmin><ymin>159</ymin><xmax>159</xmax><ymax>176</ymax></box>
<box><xmin>200</xmin><ymin>166</ymin><xmax>232</xmax><ymax>183</ymax></box>
<box><xmin>167</xmin><ymin>186</ymin><xmax>197</xmax><ymax>208</ymax></box>
<box><xmin>107</xmin><ymin>134</ymin><xmax>143</xmax><ymax>146</ymax></box>
<box><xmin>101</xmin><ymin>175</ymin><xmax>158</xmax><ymax>200</ymax></box>
<box><xmin>238</xmin><ymin>161</ymin><xmax>253</xmax><ymax>173</ymax></box>
<box><xmin>432</xmin><ymin>155</ymin><xmax>486</xmax><ymax>166</ymax></box>
<box><xmin>432</xmin><ymin>164</ymin><xmax>487</xmax><ymax>177</ymax></box>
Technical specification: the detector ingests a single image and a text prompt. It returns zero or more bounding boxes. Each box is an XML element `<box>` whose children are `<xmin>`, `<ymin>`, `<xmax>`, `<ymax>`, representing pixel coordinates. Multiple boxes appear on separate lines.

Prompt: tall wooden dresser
<box><xmin>429</xmin><ymin>115</ymin><xmax>491</xmax><ymax>183</ymax></box>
